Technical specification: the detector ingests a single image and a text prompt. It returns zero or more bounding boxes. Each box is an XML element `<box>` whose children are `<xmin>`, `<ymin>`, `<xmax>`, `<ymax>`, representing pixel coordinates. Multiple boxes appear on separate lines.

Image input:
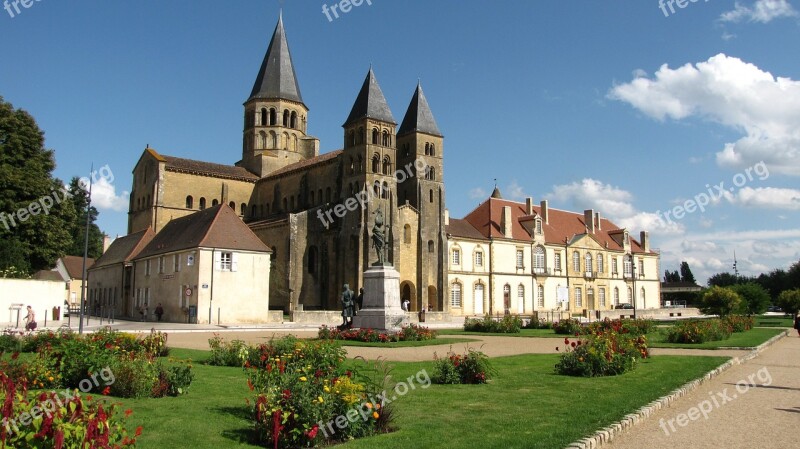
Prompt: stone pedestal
<box><xmin>352</xmin><ymin>265</ymin><xmax>407</xmax><ymax>332</ymax></box>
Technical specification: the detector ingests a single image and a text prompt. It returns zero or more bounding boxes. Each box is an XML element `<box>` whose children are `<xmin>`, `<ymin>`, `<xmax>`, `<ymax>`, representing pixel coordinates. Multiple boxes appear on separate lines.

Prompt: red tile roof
<box><xmin>92</xmin><ymin>229</ymin><xmax>156</xmax><ymax>269</ymax></box>
<box><xmin>461</xmin><ymin>197</ymin><xmax>652</xmax><ymax>253</ymax></box>
<box><xmin>61</xmin><ymin>256</ymin><xmax>95</xmax><ymax>279</ymax></box>
<box><xmin>260</xmin><ymin>150</ymin><xmax>343</xmax><ymax>180</ymax></box>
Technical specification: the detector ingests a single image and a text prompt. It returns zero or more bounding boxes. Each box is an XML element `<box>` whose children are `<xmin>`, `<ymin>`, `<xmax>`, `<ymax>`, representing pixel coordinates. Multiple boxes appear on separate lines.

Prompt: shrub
<box><xmin>723</xmin><ymin>315</ymin><xmax>754</xmax><ymax>333</ymax></box>
<box><xmin>247</xmin><ymin>337</ymin><xmax>389</xmax><ymax>448</ymax></box>
<box><xmin>553</xmin><ymin>318</ymin><xmax>582</xmax><ymax>335</ymax></box>
<box><xmin>700</xmin><ymin>286</ymin><xmax>742</xmax><ymax>317</ymax></box>
<box><xmin>463</xmin><ymin>315</ymin><xmax>522</xmax><ymax>333</ymax></box>
<box><xmin>583</xmin><ymin>318</ymin><xmax>655</xmax><ymax>336</ymax></box>
<box><xmin>555</xmin><ymin>331</ymin><xmax>648</xmax><ymax>377</ymax></box>
<box><xmin>666</xmin><ymin>319</ymin><xmax>732</xmax><ymax>343</ymax></box>
<box><xmin>208</xmin><ymin>334</ymin><xmax>249</xmax><ymax>366</ymax></box>
<box><xmin>432</xmin><ymin>348</ymin><xmax>494</xmax><ymax>384</ymax></box>
<box><xmin>0</xmin><ymin>372</ymin><xmax>142</xmax><ymax>448</ymax></box>
<box><xmin>316</xmin><ymin>325</ymin><xmax>437</xmax><ymax>343</ymax></box>
<box><xmin>777</xmin><ymin>289</ymin><xmax>800</xmax><ymax>316</ymax></box>
<box><xmin>524</xmin><ymin>318</ymin><xmax>552</xmax><ymax>329</ymax></box>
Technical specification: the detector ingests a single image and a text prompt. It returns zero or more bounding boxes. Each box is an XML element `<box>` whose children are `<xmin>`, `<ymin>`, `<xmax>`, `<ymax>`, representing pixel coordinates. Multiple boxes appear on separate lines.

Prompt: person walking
<box><xmin>794</xmin><ymin>313</ymin><xmax>800</xmax><ymax>337</ymax></box>
<box><xmin>155</xmin><ymin>303</ymin><xmax>164</xmax><ymax>322</ymax></box>
<box><xmin>24</xmin><ymin>305</ymin><xmax>36</xmax><ymax>331</ymax></box>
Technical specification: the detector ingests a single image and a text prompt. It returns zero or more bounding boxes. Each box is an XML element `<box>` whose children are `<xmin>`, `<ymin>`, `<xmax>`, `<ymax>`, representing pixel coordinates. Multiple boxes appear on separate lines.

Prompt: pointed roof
<box><xmin>135</xmin><ymin>205</ymin><xmax>271</xmax><ymax>260</ymax></box>
<box><xmin>248</xmin><ymin>15</ymin><xmax>304</xmax><ymax>104</ymax></box>
<box><xmin>491</xmin><ymin>186</ymin><xmax>503</xmax><ymax>199</ymax></box>
<box><xmin>398</xmin><ymin>82</ymin><xmax>442</xmax><ymax>137</ymax></box>
<box><xmin>344</xmin><ymin>68</ymin><xmax>396</xmax><ymax>127</ymax></box>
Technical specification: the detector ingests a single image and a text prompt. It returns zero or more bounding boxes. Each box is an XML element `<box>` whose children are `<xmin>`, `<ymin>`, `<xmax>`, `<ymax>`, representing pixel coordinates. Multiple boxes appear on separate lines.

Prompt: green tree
<box><xmin>699</xmin><ymin>286</ymin><xmax>741</xmax><ymax>318</ymax></box>
<box><xmin>707</xmin><ymin>272</ymin><xmax>739</xmax><ymax>288</ymax></box>
<box><xmin>776</xmin><ymin>289</ymin><xmax>800</xmax><ymax>317</ymax></box>
<box><xmin>66</xmin><ymin>177</ymin><xmax>104</xmax><ymax>259</ymax></box>
<box><xmin>680</xmin><ymin>261</ymin><xmax>696</xmax><ymax>284</ymax></box>
<box><xmin>0</xmin><ymin>96</ymin><xmax>76</xmax><ymax>273</ymax></box>
<box><xmin>757</xmin><ymin>269</ymin><xmax>791</xmax><ymax>301</ymax></box>
<box><xmin>731</xmin><ymin>283</ymin><xmax>771</xmax><ymax>316</ymax></box>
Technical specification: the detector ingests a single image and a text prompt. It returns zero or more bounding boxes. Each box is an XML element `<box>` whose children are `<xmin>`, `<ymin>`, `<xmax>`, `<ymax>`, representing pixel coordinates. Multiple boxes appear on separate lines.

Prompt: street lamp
<box><xmin>629</xmin><ymin>254</ymin><xmax>637</xmax><ymax>319</ymax></box>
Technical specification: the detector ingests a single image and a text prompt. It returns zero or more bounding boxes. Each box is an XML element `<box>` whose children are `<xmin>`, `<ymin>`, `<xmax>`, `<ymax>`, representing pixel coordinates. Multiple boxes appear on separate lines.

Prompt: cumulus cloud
<box><xmin>546</xmin><ymin>178</ymin><xmax>684</xmax><ymax>235</ymax></box>
<box><xmin>728</xmin><ymin>187</ymin><xmax>800</xmax><ymax>209</ymax></box>
<box><xmin>720</xmin><ymin>0</ymin><xmax>798</xmax><ymax>23</ymax></box>
<box><xmin>469</xmin><ymin>187</ymin><xmax>487</xmax><ymax>200</ymax></box>
<box><xmin>505</xmin><ymin>180</ymin><xmax>527</xmax><ymax>201</ymax></box>
<box><xmin>608</xmin><ymin>54</ymin><xmax>800</xmax><ymax>175</ymax></box>
<box><xmin>89</xmin><ymin>177</ymin><xmax>129</xmax><ymax>212</ymax></box>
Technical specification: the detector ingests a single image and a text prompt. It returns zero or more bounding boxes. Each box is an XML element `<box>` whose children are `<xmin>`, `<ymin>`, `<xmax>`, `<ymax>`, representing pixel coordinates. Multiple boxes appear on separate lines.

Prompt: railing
<box><xmin>533</xmin><ymin>267</ymin><xmax>552</xmax><ymax>276</ymax></box>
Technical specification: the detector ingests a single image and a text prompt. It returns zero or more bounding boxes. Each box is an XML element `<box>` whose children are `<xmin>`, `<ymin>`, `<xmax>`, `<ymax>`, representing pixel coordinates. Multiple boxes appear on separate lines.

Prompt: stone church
<box><xmin>127</xmin><ymin>16</ymin><xmax>448</xmax><ymax>314</ymax></box>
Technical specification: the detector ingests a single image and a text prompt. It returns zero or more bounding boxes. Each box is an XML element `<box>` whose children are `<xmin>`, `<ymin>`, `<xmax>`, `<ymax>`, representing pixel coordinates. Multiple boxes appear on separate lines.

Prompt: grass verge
<box><xmin>649</xmin><ymin>327</ymin><xmax>784</xmax><ymax>349</ymax></box>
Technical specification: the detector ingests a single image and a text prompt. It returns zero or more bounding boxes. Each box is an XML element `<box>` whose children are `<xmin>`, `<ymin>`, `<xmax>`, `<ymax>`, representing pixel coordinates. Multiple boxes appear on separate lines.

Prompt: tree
<box><xmin>663</xmin><ymin>270</ymin><xmax>681</xmax><ymax>283</ymax></box>
<box><xmin>680</xmin><ymin>261</ymin><xmax>696</xmax><ymax>284</ymax></box>
<box><xmin>757</xmin><ymin>269</ymin><xmax>791</xmax><ymax>301</ymax></box>
<box><xmin>0</xmin><ymin>97</ymin><xmax>76</xmax><ymax>273</ymax></box>
<box><xmin>707</xmin><ymin>272</ymin><xmax>739</xmax><ymax>288</ymax></box>
<box><xmin>731</xmin><ymin>283</ymin><xmax>771</xmax><ymax>316</ymax></box>
<box><xmin>776</xmin><ymin>289</ymin><xmax>800</xmax><ymax>317</ymax></box>
<box><xmin>789</xmin><ymin>260</ymin><xmax>800</xmax><ymax>290</ymax></box>
<box><xmin>66</xmin><ymin>177</ymin><xmax>104</xmax><ymax>259</ymax></box>
<box><xmin>699</xmin><ymin>286</ymin><xmax>741</xmax><ymax>317</ymax></box>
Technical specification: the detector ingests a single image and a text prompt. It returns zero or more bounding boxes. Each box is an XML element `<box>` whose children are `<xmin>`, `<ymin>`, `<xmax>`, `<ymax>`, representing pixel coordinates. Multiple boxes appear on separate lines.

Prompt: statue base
<box><xmin>352</xmin><ymin>265</ymin><xmax>407</xmax><ymax>332</ymax></box>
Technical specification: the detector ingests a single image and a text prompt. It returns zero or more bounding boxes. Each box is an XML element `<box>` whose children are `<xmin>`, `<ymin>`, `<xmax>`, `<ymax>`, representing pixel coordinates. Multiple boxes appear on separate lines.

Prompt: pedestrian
<box><xmin>794</xmin><ymin>313</ymin><xmax>800</xmax><ymax>337</ymax></box>
<box><xmin>356</xmin><ymin>288</ymin><xmax>364</xmax><ymax>314</ymax></box>
<box><xmin>402</xmin><ymin>298</ymin><xmax>410</xmax><ymax>312</ymax></box>
<box><xmin>142</xmin><ymin>303</ymin><xmax>149</xmax><ymax>322</ymax></box>
<box><xmin>24</xmin><ymin>305</ymin><xmax>37</xmax><ymax>331</ymax></box>
<box><xmin>155</xmin><ymin>303</ymin><xmax>164</xmax><ymax>322</ymax></box>
<box><xmin>340</xmin><ymin>284</ymin><xmax>355</xmax><ymax>328</ymax></box>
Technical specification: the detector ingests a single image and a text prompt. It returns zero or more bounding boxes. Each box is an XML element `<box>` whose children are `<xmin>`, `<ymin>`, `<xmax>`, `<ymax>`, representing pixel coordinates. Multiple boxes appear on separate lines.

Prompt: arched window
<box><xmin>428</xmin><ymin>240</ymin><xmax>434</xmax><ymax>252</ymax></box>
<box><xmin>358</xmin><ymin>127</ymin><xmax>364</xmax><ymax>144</ymax></box>
<box><xmin>349</xmin><ymin>157</ymin><xmax>355</xmax><ymax>174</ymax></box>
<box><xmin>572</xmin><ymin>251</ymin><xmax>580</xmax><ymax>272</ymax></box>
<box><xmin>430</xmin><ymin>143</ymin><xmax>435</xmax><ymax>156</ymax></box>
<box><xmin>372</xmin><ymin>153</ymin><xmax>380</xmax><ymax>173</ymax></box>
<box><xmin>199</xmin><ymin>197</ymin><xmax>206</xmax><ymax>210</ymax></box>
<box><xmin>308</xmin><ymin>246</ymin><xmax>318</xmax><ymax>275</ymax></box>
<box><xmin>269</xmin><ymin>108</ymin><xmax>277</xmax><ymax>126</ymax></box>
<box><xmin>429</xmin><ymin>189</ymin><xmax>434</xmax><ymax>203</ymax></box>
<box><xmin>614</xmin><ymin>287</ymin><xmax>620</xmax><ymax>306</ymax></box>
<box><xmin>259</xmin><ymin>132</ymin><xmax>267</xmax><ymax>149</ymax></box>
<box><xmin>627</xmin><ymin>287</ymin><xmax>633</xmax><ymax>304</ymax></box>
<box><xmin>382</xmin><ymin>156</ymin><xmax>391</xmax><ymax>175</ymax></box>
<box><xmin>537</xmin><ymin>285</ymin><xmax>545</xmax><ymax>308</ymax></box>
<box><xmin>597</xmin><ymin>254</ymin><xmax>604</xmax><ymax>273</ymax></box>
<box><xmin>325</xmin><ymin>188</ymin><xmax>331</xmax><ymax>203</ymax></box>
<box><xmin>382</xmin><ymin>130</ymin><xmax>390</xmax><ymax>147</ymax></box>
<box><xmin>310</xmin><ymin>190</ymin><xmax>315</xmax><ymax>204</ymax></box>
<box><xmin>641</xmin><ymin>287</ymin><xmax>646</xmax><ymax>308</ymax></box>
<box><xmin>251</xmin><ymin>204</ymin><xmax>256</xmax><ymax>217</ymax></box>
<box><xmin>425</xmin><ymin>143</ymin><xmax>430</xmax><ymax>155</ymax></box>
<box><xmin>211</xmin><ymin>199</ymin><xmax>218</xmax><ymax>207</ymax></box>
<box><xmin>381</xmin><ymin>182</ymin><xmax>389</xmax><ymax>199</ymax></box>
<box><xmin>260</xmin><ymin>108</ymin><xmax>267</xmax><ymax>126</ymax></box>
<box><xmin>185</xmin><ymin>196</ymin><xmax>193</xmax><ymax>209</ymax></box>
<box><xmin>283</xmin><ymin>110</ymin><xmax>290</xmax><ymax>127</ymax></box>
<box><xmin>290</xmin><ymin>111</ymin><xmax>297</xmax><ymax>129</ymax></box>
<box><xmin>533</xmin><ymin>246</ymin><xmax>545</xmax><ymax>273</ymax></box>
<box><xmin>240</xmin><ymin>203</ymin><xmax>246</xmax><ymax>215</ymax></box>
<box><xmin>585</xmin><ymin>252</ymin><xmax>593</xmax><ymax>274</ymax></box>
<box><xmin>403</xmin><ymin>224</ymin><xmax>411</xmax><ymax>243</ymax></box>
<box><xmin>269</xmin><ymin>131</ymin><xmax>277</xmax><ymax>149</ymax></box>
<box><xmin>283</xmin><ymin>132</ymin><xmax>290</xmax><ymax>150</ymax></box>
<box><xmin>357</xmin><ymin>155</ymin><xmax>363</xmax><ymax>172</ymax></box>
<box><xmin>229</xmin><ymin>201</ymin><xmax>235</xmax><ymax>210</ymax></box>
<box><xmin>348</xmin><ymin>130</ymin><xmax>355</xmax><ymax>147</ymax></box>
<box><xmin>450</xmin><ymin>283</ymin><xmax>462</xmax><ymax>308</ymax></box>
<box><xmin>372</xmin><ymin>128</ymin><xmax>379</xmax><ymax>144</ymax></box>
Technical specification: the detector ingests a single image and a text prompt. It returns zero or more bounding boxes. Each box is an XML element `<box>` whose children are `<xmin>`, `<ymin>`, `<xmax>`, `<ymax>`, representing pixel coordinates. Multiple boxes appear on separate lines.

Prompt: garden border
<box><xmin>564</xmin><ymin>329</ymin><xmax>790</xmax><ymax>449</ymax></box>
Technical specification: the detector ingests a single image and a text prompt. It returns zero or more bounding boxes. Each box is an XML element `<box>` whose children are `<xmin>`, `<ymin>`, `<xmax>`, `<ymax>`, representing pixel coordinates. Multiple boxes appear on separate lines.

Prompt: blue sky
<box><xmin>2</xmin><ymin>0</ymin><xmax>799</xmax><ymax>283</ymax></box>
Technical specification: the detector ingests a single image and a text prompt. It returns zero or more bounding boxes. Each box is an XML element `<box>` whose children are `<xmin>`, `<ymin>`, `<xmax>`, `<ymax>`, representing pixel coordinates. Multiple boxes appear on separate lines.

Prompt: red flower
<box><xmin>135</xmin><ymin>426</ymin><xmax>143</xmax><ymax>436</ymax></box>
<box><xmin>247</xmin><ymin>379</ymin><xmax>254</xmax><ymax>391</ymax></box>
<box><xmin>571</xmin><ymin>342</ymin><xmax>576</xmax><ymax>348</ymax></box>
<box><xmin>282</xmin><ymin>389</ymin><xmax>291</xmax><ymax>400</ymax></box>
<box><xmin>564</xmin><ymin>338</ymin><xmax>570</xmax><ymax>345</ymax></box>
<box><xmin>102</xmin><ymin>386</ymin><xmax>111</xmax><ymax>395</ymax></box>
<box><xmin>306</xmin><ymin>424</ymin><xmax>319</xmax><ymax>439</ymax></box>
<box><xmin>125</xmin><ymin>409</ymin><xmax>133</xmax><ymax>417</ymax></box>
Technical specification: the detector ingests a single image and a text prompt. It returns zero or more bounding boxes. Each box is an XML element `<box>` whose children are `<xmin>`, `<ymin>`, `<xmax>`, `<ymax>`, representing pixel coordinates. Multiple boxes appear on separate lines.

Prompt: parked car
<box><xmin>614</xmin><ymin>303</ymin><xmax>634</xmax><ymax>310</ymax></box>
<box><xmin>767</xmin><ymin>305</ymin><xmax>783</xmax><ymax>313</ymax></box>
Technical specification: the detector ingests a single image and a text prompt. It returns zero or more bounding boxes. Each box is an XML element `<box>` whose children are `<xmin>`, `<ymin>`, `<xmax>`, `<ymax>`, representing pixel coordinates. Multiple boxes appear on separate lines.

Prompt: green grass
<box><xmin>754</xmin><ymin>315</ymin><xmax>794</xmax><ymax>328</ymax></box>
<box><xmin>334</xmin><ymin>337</ymin><xmax>477</xmax><ymax>348</ymax></box>
<box><xmin>649</xmin><ymin>327</ymin><xmax>784</xmax><ymax>349</ymax></box>
<box><xmin>120</xmin><ymin>349</ymin><xmax>729</xmax><ymax>449</ymax></box>
<box><xmin>437</xmin><ymin>329</ymin><xmax>563</xmax><ymax>338</ymax></box>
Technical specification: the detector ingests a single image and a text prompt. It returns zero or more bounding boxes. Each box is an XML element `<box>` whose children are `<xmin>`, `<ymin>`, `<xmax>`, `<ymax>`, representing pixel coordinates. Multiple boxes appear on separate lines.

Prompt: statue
<box><xmin>371</xmin><ymin>209</ymin><xmax>385</xmax><ymax>265</ymax></box>
<box><xmin>340</xmin><ymin>283</ymin><xmax>355</xmax><ymax>328</ymax></box>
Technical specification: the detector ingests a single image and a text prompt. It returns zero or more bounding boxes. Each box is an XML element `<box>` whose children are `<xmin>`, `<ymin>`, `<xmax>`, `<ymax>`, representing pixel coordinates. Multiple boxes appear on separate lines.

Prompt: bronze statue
<box><xmin>371</xmin><ymin>209</ymin><xmax>385</xmax><ymax>265</ymax></box>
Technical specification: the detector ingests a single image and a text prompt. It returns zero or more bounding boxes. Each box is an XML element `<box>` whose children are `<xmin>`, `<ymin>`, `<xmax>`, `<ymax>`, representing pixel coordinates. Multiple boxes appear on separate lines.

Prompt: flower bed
<box><xmin>317</xmin><ymin>324</ymin><xmax>437</xmax><ymax>343</ymax></box>
<box><xmin>665</xmin><ymin>319</ymin><xmax>732</xmax><ymax>344</ymax></box>
<box><xmin>0</xmin><ymin>372</ymin><xmax>142</xmax><ymax>448</ymax></box>
<box><xmin>583</xmin><ymin>318</ymin><xmax>655</xmax><ymax>336</ymax></box>
<box><xmin>245</xmin><ymin>336</ymin><xmax>391</xmax><ymax>448</ymax></box>
<box><xmin>463</xmin><ymin>315</ymin><xmax>522</xmax><ymax>333</ymax></box>
<box><xmin>723</xmin><ymin>315</ymin><xmax>754</xmax><ymax>333</ymax></box>
<box><xmin>553</xmin><ymin>318</ymin><xmax>582</xmax><ymax>335</ymax></box>
<box><xmin>555</xmin><ymin>330</ymin><xmax>648</xmax><ymax>377</ymax></box>
<box><xmin>432</xmin><ymin>348</ymin><xmax>494</xmax><ymax>384</ymax></box>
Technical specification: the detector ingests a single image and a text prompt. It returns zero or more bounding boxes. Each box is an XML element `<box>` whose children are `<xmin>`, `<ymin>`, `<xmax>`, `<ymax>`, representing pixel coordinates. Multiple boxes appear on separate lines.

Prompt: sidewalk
<box><xmin>606</xmin><ymin>332</ymin><xmax>800</xmax><ymax>449</ymax></box>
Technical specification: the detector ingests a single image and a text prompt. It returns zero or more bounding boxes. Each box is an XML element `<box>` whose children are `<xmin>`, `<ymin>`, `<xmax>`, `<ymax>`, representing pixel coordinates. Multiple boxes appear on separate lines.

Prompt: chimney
<box><xmin>444</xmin><ymin>209</ymin><xmax>450</xmax><ymax>226</ymax></box>
<box><xmin>501</xmin><ymin>206</ymin><xmax>513</xmax><ymax>238</ymax></box>
<box><xmin>595</xmin><ymin>212</ymin><xmax>601</xmax><ymax>231</ymax></box>
<box><xmin>525</xmin><ymin>197</ymin><xmax>534</xmax><ymax>216</ymax></box>
<box><xmin>584</xmin><ymin>209</ymin><xmax>595</xmax><ymax>234</ymax></box>
<box><xmin>540</xmin><ymin>200</ymin><xmax>549</xmax><ymax>224</ymax></box>
<box><xmin>640</xmin><ymin>231</ymin><xmax>650</xmax><ymax>252</ymax></box>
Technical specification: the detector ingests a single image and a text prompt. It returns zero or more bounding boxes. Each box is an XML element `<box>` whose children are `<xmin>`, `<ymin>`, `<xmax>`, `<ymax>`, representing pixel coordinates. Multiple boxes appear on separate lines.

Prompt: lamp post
<box><xmin>630</xmin><ymin>254</ymin><xmax>637</xmax><ymax>320</ymax></box>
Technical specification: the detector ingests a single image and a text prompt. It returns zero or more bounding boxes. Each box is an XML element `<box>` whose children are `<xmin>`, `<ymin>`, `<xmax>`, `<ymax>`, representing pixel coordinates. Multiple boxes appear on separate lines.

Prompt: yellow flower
<box><xmin>317</xmin><ymin>396</ymin><xmax>324</xmax><ymax>403</ymax></box>
<box><xmin>324</xmin><ymin>386</ymin><xmax>330</xmax><ymax>393</ymax></box>
<box><xmin>365</xmin><ymin>402</ymin><xmax>373</xmax><ymax>410</ymax></box>
<box><xmin>372</xmin><ymin>412</ymin><xmax>380</xmax><ymax>419</ymax></box>
<box><xmin>299</xmin><ymin>376</ymin><xmax>307</xmax><ymax>382</ymax></box>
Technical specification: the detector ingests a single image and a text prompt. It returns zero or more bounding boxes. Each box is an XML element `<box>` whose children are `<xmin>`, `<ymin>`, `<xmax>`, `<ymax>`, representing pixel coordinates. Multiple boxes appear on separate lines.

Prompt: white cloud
<box><xmin>506</xmin><ymin>180</ymin><xmax>527</xmax><ymax>201</ymax></box>
<box><xmin>546</xmin><ymin>178</ymin><xmax>684</xmax><ymax>235</ymax></box>
<box><xmin>729</xmin><ymin>187</ymin><xmax>800</xmax><ymax>209</ymax></box>
<box><xmin>609</xmin><ymin>54</ymin><xmax>800</xmax><ymax>175</ymax></box>
<box><xmin>681</xmin><ymin>240</ymin><xmax>719</xmax><ymax>252</ymax></box>
<box><xmin>89</xmin><ymin>177</ymin><xmax>129</xmax><ymax>212</ymax></box>
<box><xmin>469</xmin><ymin>187</ymin><xmax>487</xmax><ymax>200</ymax></box>
<box><xmin>720</xmin><ymin>0</ymin><xmax>798</xmax><ymax>23</ymax></box>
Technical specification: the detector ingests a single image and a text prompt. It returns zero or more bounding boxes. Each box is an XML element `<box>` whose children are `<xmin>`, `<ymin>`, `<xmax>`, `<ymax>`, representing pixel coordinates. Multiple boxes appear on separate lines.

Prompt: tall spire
<box><xmin>344</xmin><ymin>68</ymin><xmax>395</xmax><ymax>127</ymax></box>
<box><xmin>249</xmin><ymin>15</ymin><xmax>304</xmax><ymax>104</ymax></box>
<box><xmin>398</xmin><ymin>81</ymin><xmax>442</xmax><ymax>137</ymax></box>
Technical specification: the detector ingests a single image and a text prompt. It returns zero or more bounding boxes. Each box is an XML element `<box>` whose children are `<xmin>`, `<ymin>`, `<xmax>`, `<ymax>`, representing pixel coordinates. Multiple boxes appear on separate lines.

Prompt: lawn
<box><xmin>334</xmin><ymin>337</ymin><xmax>477</xmax><ymax>348</ymax></box>
<box><xmin>754</xmin><ymin>315</ymin><xmax>794</xmax><ymax>328</ymax></box>
<box><xmin>437</xmin><ymin>329</ymin><xmax>564</xmax><ymax>338</ymax></box>
<box><xmin>121</xmin><ymin>349</ymin><xmax>729</xmax><ymax>449</ymax></box>
<box><xmin>648</xmin><ymin>327</ymin><xmax>785</xmax><ymax>349</ymax></box>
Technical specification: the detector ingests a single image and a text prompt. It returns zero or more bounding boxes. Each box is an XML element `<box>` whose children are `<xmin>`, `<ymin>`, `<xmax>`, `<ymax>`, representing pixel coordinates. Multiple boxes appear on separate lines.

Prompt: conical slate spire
<box><xmin>398</xmin><ymin>82</ymin><xmax>442</xmax><ymax>137</ymax></box>
<box><xmin>344</xmin><ymin>68</ymin><xmax>396</xmax><ymax>126</ymax></box>
<box><xmin>249</xmin><ymin>15</ymin><xmax>304</xmax><ymax>104</ymax></box>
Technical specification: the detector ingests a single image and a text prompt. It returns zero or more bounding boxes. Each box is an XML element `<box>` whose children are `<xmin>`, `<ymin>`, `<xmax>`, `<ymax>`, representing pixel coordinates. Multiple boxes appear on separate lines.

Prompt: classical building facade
<box><xmin>126</xmin><ymin>16</ymin><xmax>448</xmax><ymax>313</ymax></box>
<box><xmin>446</xmin><ymin>189</ymin><xmax>661</xmax><ymax>317</ymax></box>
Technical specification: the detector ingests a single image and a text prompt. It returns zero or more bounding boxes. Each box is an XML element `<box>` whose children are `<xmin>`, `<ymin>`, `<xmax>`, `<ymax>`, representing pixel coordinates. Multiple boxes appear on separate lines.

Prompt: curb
<box><xmin>564</xmin><ymin>329</ymin><xmax>790</xmax><ymax>449</ymax></box>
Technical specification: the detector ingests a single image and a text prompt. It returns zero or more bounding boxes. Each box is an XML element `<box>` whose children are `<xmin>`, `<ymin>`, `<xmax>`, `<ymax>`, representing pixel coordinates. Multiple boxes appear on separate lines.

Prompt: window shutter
<box><xmin>214</xmin><ymin>252</ymin><xmax>222</xmax><ymax>271</ymax></box>
<box><xmin>231</xmin><ymin>253</ymin><xmax>239</xmax><ymax>272</ymax></box>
